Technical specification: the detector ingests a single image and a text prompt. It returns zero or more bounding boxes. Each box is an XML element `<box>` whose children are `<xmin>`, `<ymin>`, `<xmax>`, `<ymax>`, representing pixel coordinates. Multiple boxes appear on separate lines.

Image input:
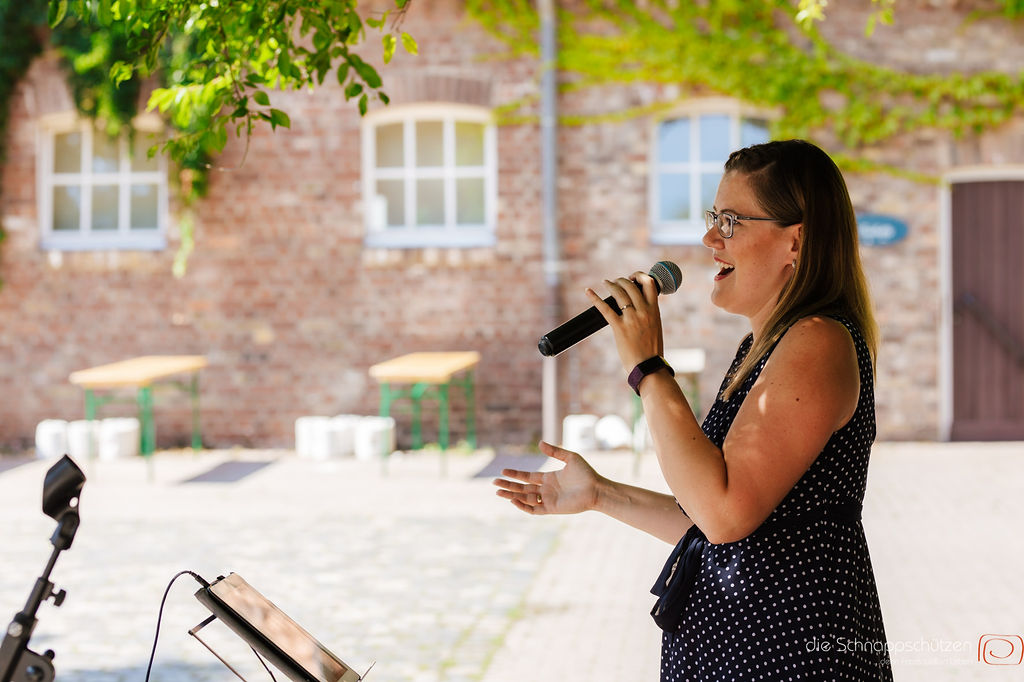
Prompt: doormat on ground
<box><xmin>180</xmin><ymin>460</ymin><xmax>276</xmax><ymax>483</ymax></box>
<box><xmin>0</xmin><ymin>456</ymin><xmax>33</xmax><ymax>476</ymax></box>
<box><xmin>471</xmin><ymin>452</ymin><xmax>550</xmax><ymax>479</ymax></box>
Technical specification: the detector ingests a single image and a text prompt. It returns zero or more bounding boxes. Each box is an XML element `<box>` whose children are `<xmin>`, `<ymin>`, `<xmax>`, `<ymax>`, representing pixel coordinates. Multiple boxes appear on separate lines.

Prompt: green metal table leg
<box><xmin>189</xmin><ymin>372</ymin><xmax>202</xmax><ymax>450</ymax></box>
<box><xmin>439</xmin><ymin>382</ymin><xmax>451</xmax><ymax>476</ymax></box>
<box><xmin>378</xmin><ymin>383</ymin><xmax>393</xmax><ymax>418</ymax></box>
<box><xmin>632</xmin><ymin>392</ymin><xmax>644</xmax><ymax>432</ymax></box>
<box><xmin>463</xmin><ymin>371</ymin><xmax>476</xmax><ymax>449</ymax></box>
<box><xmin>410</xmin><ymin>383</ymin><xmax>428</xmax><ymax>450</ymax></box>
<box><xmin>84</xmin><ymin>389</ymin><xmax>97</xmax><ymax>460</ymax></box>
<box><xmin>137</xmin><ymin>386</ymin><xmax>156</xmax><ymax>456</ymax></box>
<box><xmin>84</xmin><ymin>389</ymin><xmax>97</xmax><ymax>421</ymax></box>
<box><xmin>438</xmin><ymin>382</ymin><xmax>450</xmax><ymax>450</ymax></box>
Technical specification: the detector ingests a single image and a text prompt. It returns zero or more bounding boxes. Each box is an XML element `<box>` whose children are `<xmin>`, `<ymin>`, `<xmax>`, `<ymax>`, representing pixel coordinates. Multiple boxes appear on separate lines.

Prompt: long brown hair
<box><xmin>720</xmin><ymin>139</ymin><xmax>878</xmax><ymax>400</ymax></box>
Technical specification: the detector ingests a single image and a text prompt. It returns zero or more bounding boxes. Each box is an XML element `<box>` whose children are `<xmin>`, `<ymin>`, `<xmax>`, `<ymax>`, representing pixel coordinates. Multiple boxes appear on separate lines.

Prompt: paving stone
<box><xmin>2</xmin><ymin>443</ymin><xmax>1022</xmax><ymax>682</ymax></box>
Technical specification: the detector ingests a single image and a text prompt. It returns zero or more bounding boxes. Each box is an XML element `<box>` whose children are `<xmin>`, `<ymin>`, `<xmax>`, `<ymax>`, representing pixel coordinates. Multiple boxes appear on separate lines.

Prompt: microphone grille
<box><xmin>649</xmin><ymin>261</ymin><xmax>682</xmax><ymax>295</ymax></box>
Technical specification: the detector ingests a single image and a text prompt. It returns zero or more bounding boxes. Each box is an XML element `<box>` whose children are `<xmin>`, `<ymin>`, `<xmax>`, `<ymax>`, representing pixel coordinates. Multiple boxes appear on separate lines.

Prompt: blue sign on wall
<box><xmin>856</xmin><ymin>213</ymin><xmax>908</xmax><ymax>246</ymax></box>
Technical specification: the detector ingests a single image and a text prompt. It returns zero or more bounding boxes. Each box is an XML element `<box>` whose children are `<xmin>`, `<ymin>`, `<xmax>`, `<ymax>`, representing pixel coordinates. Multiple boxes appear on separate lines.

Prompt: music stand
<box><xmin>0</xmin><ymin>455</ymin><xmax>86</xmax><ymax>682</ymax></box>
<box><xmin>191</xmin><ymin>573</ymin><xmax>372</xmax><ymax>682</ymax></box>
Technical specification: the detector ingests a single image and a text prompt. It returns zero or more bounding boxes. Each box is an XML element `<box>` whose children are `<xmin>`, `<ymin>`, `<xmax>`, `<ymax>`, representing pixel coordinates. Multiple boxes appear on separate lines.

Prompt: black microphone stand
<box><xmin>0</xmin><ymin>455</ymin><xmax>85</xmax><ymax>682</ymax></box>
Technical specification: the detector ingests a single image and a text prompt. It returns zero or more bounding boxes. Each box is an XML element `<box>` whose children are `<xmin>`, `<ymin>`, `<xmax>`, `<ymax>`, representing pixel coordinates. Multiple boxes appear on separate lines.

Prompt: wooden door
<box><xmin>950</xmin><ymin>180</ymin><xmax>1024</xmax><ymax>440</ymax></box>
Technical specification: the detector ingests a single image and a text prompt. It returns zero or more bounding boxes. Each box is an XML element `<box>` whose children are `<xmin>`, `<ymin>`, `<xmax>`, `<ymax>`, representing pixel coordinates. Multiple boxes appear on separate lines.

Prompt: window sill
<box><xmin>364</xmin><ymin>230</ymin><xmax>496</xmax><ymax>249</ymax></box>
<box><xmin>649</xmin><ymin>230</ymin><xmax>704</xmax><ymax>246</ymax></box>
<box><xmin>40</xmin><ymin>234</ymin><xmax>166</xmax><ymax>252</ymax></box>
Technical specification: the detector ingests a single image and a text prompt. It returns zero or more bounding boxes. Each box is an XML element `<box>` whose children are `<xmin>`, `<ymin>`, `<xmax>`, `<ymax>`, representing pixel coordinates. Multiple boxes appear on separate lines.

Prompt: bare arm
<box><xmin>592</xmin><ymin>476</ymin><xmax>692</xmax><ymax>544</ymax></box>
<box><xmin>638</xmin><ymin>316</ymin><xmax>859</xmax><ymax>543</ymax></box>
<box><xmin>589</xmin><ymin>274</ymin><xmax>860</xmax><ymax>544</ymax></box>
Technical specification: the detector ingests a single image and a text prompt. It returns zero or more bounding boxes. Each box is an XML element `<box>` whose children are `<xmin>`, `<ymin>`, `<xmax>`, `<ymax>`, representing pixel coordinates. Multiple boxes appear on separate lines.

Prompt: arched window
<box><xmin>362</xmin><ymin>104</ymin><xmax>497</xmax><ymax>248</ymax></box>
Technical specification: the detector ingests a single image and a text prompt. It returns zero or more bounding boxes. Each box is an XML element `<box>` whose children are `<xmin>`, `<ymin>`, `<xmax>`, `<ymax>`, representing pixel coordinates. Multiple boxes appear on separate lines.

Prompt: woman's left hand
<box><xmin>585</xmin><ymin>270</ymin><xmax>665</xmax><ymax>373</ymax></box>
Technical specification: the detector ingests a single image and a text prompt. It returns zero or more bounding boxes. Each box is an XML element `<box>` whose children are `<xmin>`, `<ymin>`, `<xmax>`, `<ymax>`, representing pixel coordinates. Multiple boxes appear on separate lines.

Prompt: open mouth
<box><xmin>714</xmin><ymin>261</ymin><xmax>735</xmax><ymax>280</ymax></box>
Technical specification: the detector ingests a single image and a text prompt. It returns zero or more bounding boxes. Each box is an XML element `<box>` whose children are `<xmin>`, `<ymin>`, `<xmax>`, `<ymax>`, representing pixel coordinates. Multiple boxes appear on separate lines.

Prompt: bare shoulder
<box><xmin>776</xmin><ymin>315</ymin><xmax>857</xmax><ymax>361</ymax></box>
<box><xmin>760</xmin><ymin>315</ymin><xmax>860</xmax><ymax>427</ymax></box>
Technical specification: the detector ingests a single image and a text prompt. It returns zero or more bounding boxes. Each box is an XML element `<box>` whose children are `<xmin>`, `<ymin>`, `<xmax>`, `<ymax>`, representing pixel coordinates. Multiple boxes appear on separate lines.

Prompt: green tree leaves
<box><xmin>467</xmin><ymin>0</ymin><xmax>1024</xmax><ymax>165</ymax></box>
<box><xmin>348</xmin><ymin>54</ymin><xmax>381</xmax><ymax>88</ymax></box>
<box><xmin>47</xmin><ymin>0</ymin><xmax>67</xmax><ymax>26</ymax></box>
<box><xmin>401</xmin><ymin>31</ymin><xmax>418</xmax><ymax>55</ymax></box>
<box><xmin>47</xmin><ymin>0</ymin><xmax>416</xmax><ymax>169</ymax></box>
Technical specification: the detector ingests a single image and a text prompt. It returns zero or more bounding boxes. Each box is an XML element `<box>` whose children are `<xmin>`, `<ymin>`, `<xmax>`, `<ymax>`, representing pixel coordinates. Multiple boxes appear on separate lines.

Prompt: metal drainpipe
<box><xmin>539</xmin><ymin>0</ymin><xmax>561</xmax><ymax>445</ymax></box>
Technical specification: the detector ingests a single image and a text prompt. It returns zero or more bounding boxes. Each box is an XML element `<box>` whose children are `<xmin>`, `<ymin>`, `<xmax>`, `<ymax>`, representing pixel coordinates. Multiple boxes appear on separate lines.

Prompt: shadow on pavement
<box><xmin>0</xmin><ymin>455</ymin><xmax>34</xmax><ymax>476</ymax></box>
<box><xmin>471</xmin><ymin>452</ymin><xmax>549</xmax><ymax>479</ymax></box>
<box><xmin>179</xmin><ymin>460</ymin><xmax>277</xmax><ymax>484</ymax></box>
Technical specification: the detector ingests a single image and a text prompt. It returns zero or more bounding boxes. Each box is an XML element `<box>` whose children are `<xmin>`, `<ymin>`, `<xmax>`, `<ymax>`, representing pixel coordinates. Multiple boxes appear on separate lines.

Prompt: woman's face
<box><xmin>701</xmin><ymin>170</ymin><xmax>801</xmax><ymax>333</ymax></box>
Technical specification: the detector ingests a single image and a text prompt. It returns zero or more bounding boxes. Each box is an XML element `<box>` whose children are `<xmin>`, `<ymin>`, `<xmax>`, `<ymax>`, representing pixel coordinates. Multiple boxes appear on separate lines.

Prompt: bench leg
<box><xmin>84</xmin><ymin>389</ymin><xmax>98</xmax><ymax>461</ymax></box>
<box><xmin>410</xmin><ymin>383</ymin><xmax>428</xmax><ymax>450</ymax></box>
<box><xmin>438</xmin><ymin>382</ymin><xmax>450</xmax><ymax>451</ymax></box>
<box><xmin>464</xmin><ymin>371</ymin><xmax>476</xmax><ymax>449</ymax></box>
<box><xmin>137</xmin><ymin>387</ymin><xmax>155</xmax><ymax>457</ymax></box>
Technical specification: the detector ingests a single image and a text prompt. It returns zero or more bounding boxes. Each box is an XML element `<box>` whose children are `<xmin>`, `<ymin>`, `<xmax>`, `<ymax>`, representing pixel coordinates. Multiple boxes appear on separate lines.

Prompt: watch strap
<box><xmin>628</xmin><ymin>356</ymin><xmax>675</xmax><ymax>396</ymax></box>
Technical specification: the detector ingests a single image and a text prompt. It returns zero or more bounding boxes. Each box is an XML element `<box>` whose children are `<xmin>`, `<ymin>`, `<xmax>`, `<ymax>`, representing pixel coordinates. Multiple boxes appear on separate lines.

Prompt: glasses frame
<box><xmin>704</xmin><ymin>209</ymin><xmax>779</xmax><ymax>239</ymax></box>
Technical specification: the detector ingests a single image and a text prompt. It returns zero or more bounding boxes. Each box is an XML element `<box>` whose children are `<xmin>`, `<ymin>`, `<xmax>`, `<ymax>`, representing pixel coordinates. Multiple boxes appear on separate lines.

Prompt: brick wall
<box><xmin>1</xmin><ymin>0</ymin><xmax>1022</xmax><ymax>450</ymax></box>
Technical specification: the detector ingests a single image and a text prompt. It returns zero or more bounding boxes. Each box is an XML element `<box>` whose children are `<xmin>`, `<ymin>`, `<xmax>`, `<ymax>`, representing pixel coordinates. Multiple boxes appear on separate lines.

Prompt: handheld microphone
<box><xmin>537</xmin><ymin>261</ymin><xmax>682</xmax><ymax>357</ymax></box>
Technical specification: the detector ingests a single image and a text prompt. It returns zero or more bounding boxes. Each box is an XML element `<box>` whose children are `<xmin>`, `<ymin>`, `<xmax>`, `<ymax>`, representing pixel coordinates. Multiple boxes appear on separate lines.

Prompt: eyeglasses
<box><xmin>704</xmin><ymin>209</ymin><xmax>780</xmax><ymax>239</ymax></box>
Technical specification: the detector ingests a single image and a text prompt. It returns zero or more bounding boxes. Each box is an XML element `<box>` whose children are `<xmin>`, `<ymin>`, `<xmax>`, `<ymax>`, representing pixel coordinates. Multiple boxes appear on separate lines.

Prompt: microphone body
<box><xmin>537</xmin><ymin>261</ymin><xmax>681</xmax><ymax>357</ymax></box>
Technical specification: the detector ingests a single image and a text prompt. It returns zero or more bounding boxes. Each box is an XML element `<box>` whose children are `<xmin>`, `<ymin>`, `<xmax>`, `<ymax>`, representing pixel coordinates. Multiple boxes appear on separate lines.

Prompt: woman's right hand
<box><xmin>493</xmin><ymin>441</ymin><xmax>602</xmax><ymax>515</ymax></box>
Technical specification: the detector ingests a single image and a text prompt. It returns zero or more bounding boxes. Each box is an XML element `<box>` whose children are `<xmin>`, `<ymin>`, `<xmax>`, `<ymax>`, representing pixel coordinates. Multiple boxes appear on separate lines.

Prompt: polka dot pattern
<box><xmin>660</xmin><ymin>317</ymin><xmax>893</xmax><ymax>681</ymax></box>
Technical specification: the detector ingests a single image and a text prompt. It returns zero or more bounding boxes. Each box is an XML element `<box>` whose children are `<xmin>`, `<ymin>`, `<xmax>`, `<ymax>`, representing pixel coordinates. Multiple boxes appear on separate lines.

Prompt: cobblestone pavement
<box><xmin>1</xmin><ymin>442</ymin><xmax>1022</xmax><ymax>682</ymax></box>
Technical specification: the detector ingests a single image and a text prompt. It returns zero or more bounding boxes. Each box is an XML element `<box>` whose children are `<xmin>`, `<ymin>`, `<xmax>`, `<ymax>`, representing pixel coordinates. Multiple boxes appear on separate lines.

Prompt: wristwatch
<box><xmin>627</xmin><ymin>355</ymin><xmax>675</xmax><ymax>396</ymax></box>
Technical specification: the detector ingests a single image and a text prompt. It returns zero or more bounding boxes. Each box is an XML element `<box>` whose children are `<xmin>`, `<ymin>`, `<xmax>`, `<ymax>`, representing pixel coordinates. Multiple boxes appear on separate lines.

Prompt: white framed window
<box><xmin>650</xmin><ymin>105</ymin><xmax>771</xmax><ymax>244</ymax></box>
<box><xmin>37</xmin><ymin>115</ymin><xmax>168</xmax><ymax>251</ymax></box>
<box><xmin>362</xmin><ymin>104</ymin><xmax>497</xmax><ymax>248</ymax></box>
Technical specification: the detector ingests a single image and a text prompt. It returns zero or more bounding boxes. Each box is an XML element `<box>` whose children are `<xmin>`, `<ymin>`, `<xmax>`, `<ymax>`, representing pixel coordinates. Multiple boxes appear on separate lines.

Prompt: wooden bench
<box><xmin>69</xmin><ymin>355</ymin><xmax>208</xmax><ymax>456</ymax></box>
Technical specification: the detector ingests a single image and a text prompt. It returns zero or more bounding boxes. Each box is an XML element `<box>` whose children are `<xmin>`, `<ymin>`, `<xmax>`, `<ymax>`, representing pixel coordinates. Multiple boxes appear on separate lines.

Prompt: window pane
<box><xmin>54</xmin><ymin>132</ymin><xmax>81</xmax><ymax>173</ymax></box>
<box><xmin>658</xmin><ymin>173</ymin><xmax>690</xmax><ymax>221</ymax></box>
<box><xmin>658</xmin><ymin>118</ymin><xmax>690</xmax><ymax>164</ymax></box>
<box><xmin>701</xmin><ymin>173</ymin><xmax>721</xmax><ymax>213</ymax></box>
<box><xmin>415</xmin><ymin>121</ymin><xmax>444</xmax><ymax>167</ymax></box>
<box><xmin>455</xmin><ymin>122</ymin><xmax>484</xmax><ymax>166</ymax></box>
<box><xmin>53</xmin><ymin>186</ymin><xmax>81</xmax><ymax>231</ymax></box>
<box><xmin>130</xmin><ymin>184</ymin><xmax>158</xmax><ymax>229</ymax></box>
<box><xmin>416</xmin><ymin>178</ymin><xmax>444</xmax><ymax>225</ymax></box>
<box><xmin>698</xmin><ymin>114</ymin><xmax>731</xmax><ymax>162</ymax></box>
<box><xmin>131</xmin><ymin>134</ymin><xmax>160</xmax><ymax>172</ymax></box>
<box><xmin>375</xmin><ymin>123</ymin><xmax>403</xmax><ymax>168</ymax></box>
<box><xmin>92</xmin><ymin>133</ymin><xmax>119</xmax><ymax>173</ymax></box>
<box><xmin>374</xmin><ymin>180</ymin><xmax>405</xmax><ymax>228</ymax></box>
<box><xmin>741</xmin><ymin>118</ymin><xmax>770</xmax><ymax>148</ymax></box>
<box><xmin>456</xmin><ymin>177</ymin><xmax>485</xmax><ymax>224</ymax></box>
<box><xmin>91</xmin><ymin>185</ymin><xmax>119</xmax><ymax>231</ymax></box>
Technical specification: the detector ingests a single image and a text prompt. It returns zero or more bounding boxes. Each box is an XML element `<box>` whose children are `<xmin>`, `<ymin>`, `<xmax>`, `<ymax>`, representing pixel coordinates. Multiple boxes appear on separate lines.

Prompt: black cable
<box><xmin>144</xmin><ymin>570</ymin><xmax>209</xmax><ymax>682</ymax></box>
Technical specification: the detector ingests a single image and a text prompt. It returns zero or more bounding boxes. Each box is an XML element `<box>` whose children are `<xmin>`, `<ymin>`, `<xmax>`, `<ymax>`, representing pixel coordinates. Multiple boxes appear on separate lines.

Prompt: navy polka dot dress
<box><xmin>659</xmin><ymin>317</ymin><xmax>893</xmax><ymax>681</ymax></box>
